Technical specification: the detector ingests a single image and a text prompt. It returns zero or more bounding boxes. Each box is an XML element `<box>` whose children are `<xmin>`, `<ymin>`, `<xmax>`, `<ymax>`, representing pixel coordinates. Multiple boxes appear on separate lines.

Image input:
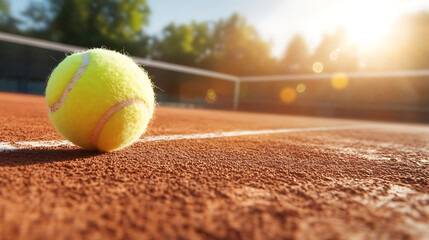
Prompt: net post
<box><xmin>233</xmin><ymin>80</ymin><xmax>240</xmax><ymax>110</ymax></box>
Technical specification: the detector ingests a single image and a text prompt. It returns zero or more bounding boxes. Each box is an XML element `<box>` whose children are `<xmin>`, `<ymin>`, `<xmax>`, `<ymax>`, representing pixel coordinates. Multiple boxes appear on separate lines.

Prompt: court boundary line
<box><xmin>0</xmin><ymin>125</ymin><xmax>372</xmax><ymax>152</ymax></box>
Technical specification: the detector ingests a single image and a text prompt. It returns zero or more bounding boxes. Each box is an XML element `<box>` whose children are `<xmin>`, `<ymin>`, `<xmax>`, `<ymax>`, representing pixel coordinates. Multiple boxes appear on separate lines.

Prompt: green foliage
<box><xmin>153</xmin><ymin>13</ymin><xmax>275</xmax><ymax>75</ymax></box>
<box><xmin>0</xmin><ymin>0</ymin><xmax>20</xmax><ymax>32</ymax></box>
<box><xmin>0</xmin><ymin>0</ymin><xmax>9</xmax><ymax>16</ymax></box>
<box><xmin>22</xmin><ymin>0</ymin><xmax>150</xmax><ymax>51</ymax></box>
<box><xmin>201</xmin><ymin>13</ymin><xmax>275</xmax><ymax>75</ymax></box>
<box><xmin>21</xmin><ymin>2</ymin><xmax>51</xmax><ymax>32</ymax></box>
<box><xmin>53</xmin><ymin>0</ymin><xmax>149</xmax><ymax>46</ymax></box>
<box><xmin>153</xmin><ymin>22</ymin><xmax>212</xmax><ymax>65</ymax></box>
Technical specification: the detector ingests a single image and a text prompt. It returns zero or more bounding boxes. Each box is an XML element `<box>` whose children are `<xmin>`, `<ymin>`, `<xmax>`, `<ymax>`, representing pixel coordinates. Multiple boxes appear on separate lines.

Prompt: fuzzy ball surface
<box><xmin>46</xmin><ymin>49</ymin><xmax>155</xmax><ymax>152</ymax></box>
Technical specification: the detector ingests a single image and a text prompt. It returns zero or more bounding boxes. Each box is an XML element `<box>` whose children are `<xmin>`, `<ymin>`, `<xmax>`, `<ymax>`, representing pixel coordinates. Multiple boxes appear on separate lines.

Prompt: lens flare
<box><xmin>329</xmin><ymin>51</ymin><xmax>339</xmax><ymax>61</ymax></box>
<box><xmin>280</xmin><ymin>87</ymin><xmax>297</xmax><ymax>103</ymax></box>
<box><xmin>331</xmin><ymin>73</ymin><xmax>349</xmax><ymax>90</ymax></box>
<box><xmin>312</xmin><ymin>62</ymin><xmax>323</xmax><ymax>73</ymax></box>
<box><xmin>205</xmin><ymin>88</ymin><xmax>217</xmax><ymax>104</ymax></box>
<box><xmin>296</xmin><ymin>83</ymin><xmax>306</xmax><ymax>93</ymax></box>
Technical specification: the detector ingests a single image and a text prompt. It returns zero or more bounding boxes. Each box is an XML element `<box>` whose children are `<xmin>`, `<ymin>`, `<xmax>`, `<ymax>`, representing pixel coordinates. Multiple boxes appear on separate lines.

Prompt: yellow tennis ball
<box><xmin>45</xmin><ymin>48</ymin><xmax>155</xmax><ymax>152</ymax></box>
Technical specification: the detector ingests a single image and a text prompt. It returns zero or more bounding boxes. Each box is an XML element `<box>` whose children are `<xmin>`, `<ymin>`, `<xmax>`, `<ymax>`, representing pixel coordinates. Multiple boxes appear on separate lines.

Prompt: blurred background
<box><xmin>0</xmin><ymin>0</ymin><xmax>428</xmax><ymax>121</ymax></box>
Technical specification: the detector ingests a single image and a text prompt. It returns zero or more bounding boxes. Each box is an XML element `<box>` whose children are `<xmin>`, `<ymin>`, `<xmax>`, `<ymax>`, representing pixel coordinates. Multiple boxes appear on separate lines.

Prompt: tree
<box><xmin>23</xmin><ymin>0</ymin><xmax>150</xmax><ymax>52</ymax></box>
<box><xmin>153</xmin><ymin>21</ymin><xmax>212</xmax><ymax>66</ymax></box>
<box><xmin>0</xmin><ymin>0</ymin><xmax>20</xmax><ymax>32</ymax></box>
<box><xmin>281</xmin><ymin>34</ymin><xmax>310</xmax><ymax>73</ymax></box>
<box><xmin>202</xmin><ymin>13</ymin><xmax>275</xmax><ymax>75</ymax></box>
<box><xmin>0</xmin><ymin>0</ymin><xmax>9</xmax><ymax>23</ymax></box>
<box><xmin>154</xmin><ymin>13</ymin><xmax>274</xmax><ymax>75</ymax></box>
<box><xmin>21</xmin><ymin>2</ymin><xmax>51</xmax><ymax>32</ymax></box>
<box><xmin>18</xmin><ymin>1</ymin><xmax>53</xmax><ymax>41</ymax></box>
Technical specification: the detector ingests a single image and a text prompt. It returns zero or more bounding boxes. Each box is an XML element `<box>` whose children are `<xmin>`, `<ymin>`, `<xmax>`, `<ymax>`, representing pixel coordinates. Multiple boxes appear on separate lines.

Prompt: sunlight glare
<box><xmin>339</xmin><ymin>1</ymin><xmax>396</xmax><ymax>50</ymax></box>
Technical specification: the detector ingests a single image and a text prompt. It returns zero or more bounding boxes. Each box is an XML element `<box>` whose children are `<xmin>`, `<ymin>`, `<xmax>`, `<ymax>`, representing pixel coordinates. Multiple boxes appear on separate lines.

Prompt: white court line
<box><xmin>0</xmin><ymin>143</ymin><xmax>22</xmax><ymax>152</ymax></box>
<box><xmin>138</xmin><ymin>125</ymin><xmax>372</xmax><ymax>142</ymax></box>
<box><xmin>0</xmin><ymin>125</ymin><xmax>371</xmax><ymax>152</ymax></box>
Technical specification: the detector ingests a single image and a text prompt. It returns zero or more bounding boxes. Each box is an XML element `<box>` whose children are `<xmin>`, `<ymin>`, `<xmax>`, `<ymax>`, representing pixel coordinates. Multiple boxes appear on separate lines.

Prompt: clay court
<box><xmin>0</xmin><ymin>92</ymin><xmax>428</xmax><ymax>239</ymax></box>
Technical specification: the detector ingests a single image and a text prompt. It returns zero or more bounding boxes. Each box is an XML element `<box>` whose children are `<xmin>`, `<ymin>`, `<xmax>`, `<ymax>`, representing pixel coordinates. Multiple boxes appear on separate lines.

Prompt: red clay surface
<box><xmin>0</xmin><ymin>92</ymin><xmax>428</xmax><ymax>240</ymax></box>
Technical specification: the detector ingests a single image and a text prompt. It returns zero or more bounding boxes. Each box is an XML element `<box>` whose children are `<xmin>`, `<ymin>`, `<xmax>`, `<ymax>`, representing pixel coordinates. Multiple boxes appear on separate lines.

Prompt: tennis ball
<box><xmin>45</xmin><ymin>48</ymin><xmax>155</xmax><ymax>152</ymax></box>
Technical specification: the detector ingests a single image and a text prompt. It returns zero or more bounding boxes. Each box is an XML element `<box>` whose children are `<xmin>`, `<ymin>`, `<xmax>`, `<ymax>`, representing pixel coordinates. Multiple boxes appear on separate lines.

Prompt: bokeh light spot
<box><xmin>205</xmin><ymin>88</ymin><xmax>217</xmax><ymax>104</ymax></box>
<box><xmin>280</xmin><ymin>87</ymin><xmax>297</xmax><ymax>103</ymax></box>
<box><xmin>312</xmin><ymin>62</ymin><xmax>323</xmax><ymax>73</ymax></box>
<box><xmin>329</xmin><ymin>51</ymin><xmax>339</xmax><ymax>61</ymax></box>
<box><xmin>331</xmin><ymin>73</ymin><xmax>349</xmax><ymax>90</ymax></box>
<box><xmin>296</xmin><ymin>83</ymin><xmax>306</xmax><ymax>93</ymax></box>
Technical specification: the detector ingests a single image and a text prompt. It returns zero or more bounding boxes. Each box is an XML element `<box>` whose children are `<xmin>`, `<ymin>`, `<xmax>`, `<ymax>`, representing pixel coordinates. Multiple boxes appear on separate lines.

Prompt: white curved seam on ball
<box><xmin>90</xmin><ymin>99</ymin><xmax>150</xmax><ymax>148</ymax></box>
<box><xmin>48</xmin><ymin>52</ymin><xmax>90</xmax><ymax>113</ymax></box>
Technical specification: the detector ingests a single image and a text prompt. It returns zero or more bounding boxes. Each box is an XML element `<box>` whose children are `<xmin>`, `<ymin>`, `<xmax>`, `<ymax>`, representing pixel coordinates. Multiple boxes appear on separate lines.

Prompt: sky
<box><xmin>10</xmin><ymin>0</ymin><xmax>429</xmax><ymax>58</ymax></box>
